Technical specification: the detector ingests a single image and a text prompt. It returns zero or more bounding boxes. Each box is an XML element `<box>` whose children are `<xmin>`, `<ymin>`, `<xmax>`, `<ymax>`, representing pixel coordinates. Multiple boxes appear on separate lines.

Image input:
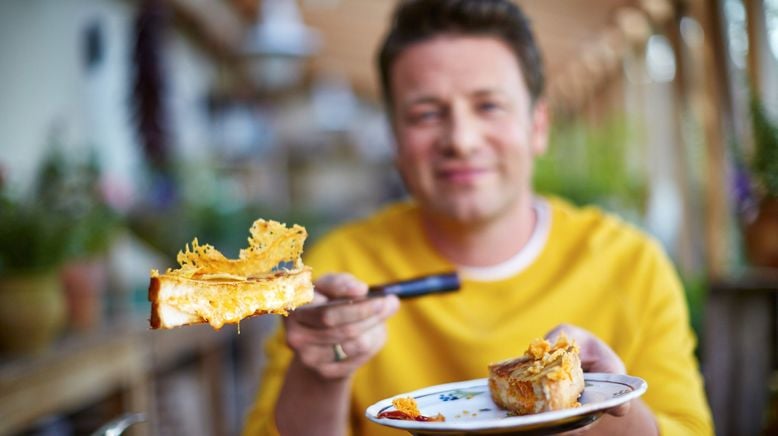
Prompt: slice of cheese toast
<box><xmin>148</xmin><ymin>219</ymin><xmax>314</xmax><ymax>330</ymax></box>
<box><xmin>488</xmin><ymin>334</ymin><xmax>584</xmax><ymax>415</ymax></box>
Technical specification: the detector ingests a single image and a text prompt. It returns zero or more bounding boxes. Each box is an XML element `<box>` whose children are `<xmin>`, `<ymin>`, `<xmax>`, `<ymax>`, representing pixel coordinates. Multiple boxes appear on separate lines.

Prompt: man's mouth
<box><xmin>436</xmin><ymin>166</ymin><xmax>490</xmax><ymax>184</ymax></box>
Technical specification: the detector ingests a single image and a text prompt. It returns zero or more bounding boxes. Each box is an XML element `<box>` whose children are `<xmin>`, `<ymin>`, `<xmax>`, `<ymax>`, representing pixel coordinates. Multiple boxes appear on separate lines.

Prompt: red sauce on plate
<box><xmin>377</xmin><ymin>410</ymin><xmax>445</xmax><ymax>422</ymax></box>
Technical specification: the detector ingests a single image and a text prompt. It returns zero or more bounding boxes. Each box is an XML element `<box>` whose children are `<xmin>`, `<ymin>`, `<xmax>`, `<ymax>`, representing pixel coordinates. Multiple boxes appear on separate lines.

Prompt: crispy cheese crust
<box><xmin>149</xmin><ymin>268</ymin><xmax>313</xmax><ymax>330</ymax></box>
<box><xmin>147</xmin><ymin>219</ymin><xmax>314</xmax><ymax>330</ymax></box>
<box><xmin>488</xmin><ymin>336</ymin><xmax>584</xmax><ymax>415</ymax></box>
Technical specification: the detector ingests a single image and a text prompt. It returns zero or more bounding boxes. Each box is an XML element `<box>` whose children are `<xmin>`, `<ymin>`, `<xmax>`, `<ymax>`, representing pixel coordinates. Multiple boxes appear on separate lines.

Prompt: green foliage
<box><xmin>681</xmin><ymin>273</ymin><xmax>707</xmax><ymax>356</ymax></box>
<box><xmin>0</xmin><ymin>195</ymin><xmax>72</xmax><ymax>275</ymax></box>
<box><xmin>34</xmin><ymin>148</ymin><xmax>122</xmax><ymax>258</ymax></box>
<box><xmin>750</xmin><ymin>96</ymin><xmax>778</xmax><ymax>196</ymax></box>
<box><xmin>0</xmin><ymin>146</ymin><xmax>122</xmax><ymax>276</ymax></box>
<box><xmin>534</xmin><ymin>116</ymin><xmax>647</xmax><ymax>217</ymax></box>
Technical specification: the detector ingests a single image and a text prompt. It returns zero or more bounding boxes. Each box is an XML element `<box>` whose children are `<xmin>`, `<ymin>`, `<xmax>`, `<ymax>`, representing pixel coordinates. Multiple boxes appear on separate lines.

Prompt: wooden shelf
<box><xmin>0</xmin><ymin>317</ymin><xmax>239</xmax><ymax>436</ymax></box>
<box><xmin>702</xmin><ymin>268</ymin><xmax>778</xmax><ymax>436</ymax></box>
<box><xmin>710</xmin><ymin>267</ymin><xmax>778</xmax><ymax>293</ymax></box>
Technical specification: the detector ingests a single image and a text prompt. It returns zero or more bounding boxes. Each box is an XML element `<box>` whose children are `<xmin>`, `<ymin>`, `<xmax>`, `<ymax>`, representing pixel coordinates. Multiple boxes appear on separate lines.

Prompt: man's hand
<box><xmin>275</xmin><ymin>274</ymin><xmax>400</xmax><ymax>435</ymax></box>
<box><xmin>545</xmin><ymin>324</ymin><xmax>629</xmax><ymax>417</ymax></box>
<box><xmin>283</xmin><ymin>273</ymin><xmax>400</xmax><ymax>380</ymax></box>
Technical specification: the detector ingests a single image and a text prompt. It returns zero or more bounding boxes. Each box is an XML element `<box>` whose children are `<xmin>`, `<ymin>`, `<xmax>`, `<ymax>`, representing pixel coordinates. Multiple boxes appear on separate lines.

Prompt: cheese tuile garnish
<box><xmin>160</xmin><ymin>219</ymin><xmax>307</xmax><ymax>280</ymax></box>
<box><xmin>522</xmin><ymin>333</ymin><xmax>580</xmax><ymax>381</ymax></box>
<box><xmin>392</xmin><ymin>397</ymin><xmax>420</xmax><ymax>418</ymax></box>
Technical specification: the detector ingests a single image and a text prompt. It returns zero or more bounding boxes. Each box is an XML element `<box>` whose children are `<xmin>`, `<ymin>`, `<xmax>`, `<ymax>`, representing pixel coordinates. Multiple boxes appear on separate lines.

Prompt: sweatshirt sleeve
<box><xmin>241</xmin><ymin>327</ymin><xmax>291</xmax><ymax>436</ymax></box>
<box><xmin>626</xmin><ymin>240</ymin><xmax>714</xmax><ymax>436</ymax></box>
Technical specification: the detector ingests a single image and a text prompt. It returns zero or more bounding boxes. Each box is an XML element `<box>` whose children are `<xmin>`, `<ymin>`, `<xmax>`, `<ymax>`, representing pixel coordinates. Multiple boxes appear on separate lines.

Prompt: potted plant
<box><xmin>0</xmin><ymin>192</ymin><xmax>71</xmax><ymax>354</ymax></box>
<box><xmin>0</xmin><ymin>146</ymin><xmax>123</xmax><ymax>354</ymax></box>
<box><xmin>35</xmin><ymin>149</ymin><xmax>122</xmax><ymax>331</ymax></box>
<box><xmin>744</xmin><ymin>96</ymin><xmax>778</xmax><ymax>268</ymax></box>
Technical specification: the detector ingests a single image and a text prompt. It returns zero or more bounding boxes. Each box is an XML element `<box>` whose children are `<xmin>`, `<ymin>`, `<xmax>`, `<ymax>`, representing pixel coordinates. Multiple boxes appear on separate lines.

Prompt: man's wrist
<box><xmin>291</xmin><ymin>355</ymin><xmax>355</xmax><ymax>384</ymax></box>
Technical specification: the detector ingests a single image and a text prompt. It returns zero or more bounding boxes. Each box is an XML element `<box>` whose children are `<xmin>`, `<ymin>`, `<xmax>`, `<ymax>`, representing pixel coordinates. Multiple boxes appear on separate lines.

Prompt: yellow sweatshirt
<box><xmin>243</xmin><ymin>197</ymin><xmax>713</xmax><ymax>436</ymax></box>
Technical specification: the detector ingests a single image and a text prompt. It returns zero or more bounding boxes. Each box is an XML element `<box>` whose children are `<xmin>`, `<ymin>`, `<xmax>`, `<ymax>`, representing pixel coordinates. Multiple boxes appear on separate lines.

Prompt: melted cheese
<box><xmin>149</xmin><ymin>219</ymin><xmax>315</xmax><ymax>330</ymax></box>
<box><xmin>164</xmin><ymin>276</ymin><xmax>299</xmax><ymax>329</ymax></box>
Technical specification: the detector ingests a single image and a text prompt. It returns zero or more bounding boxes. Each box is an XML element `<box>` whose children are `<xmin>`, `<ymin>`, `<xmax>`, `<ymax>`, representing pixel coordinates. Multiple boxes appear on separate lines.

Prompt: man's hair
<box><xmin>377</xmin><ymin>0</ymin><xmax>545</xmax><ymax>110</ymax></box>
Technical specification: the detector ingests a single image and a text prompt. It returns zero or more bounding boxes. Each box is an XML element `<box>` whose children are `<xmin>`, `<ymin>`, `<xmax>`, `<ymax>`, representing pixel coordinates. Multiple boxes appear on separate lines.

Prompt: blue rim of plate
<box><xmin>365</xmin><ymin>373</ymin><xmax>647</xmax><ymax>433</ymax></box>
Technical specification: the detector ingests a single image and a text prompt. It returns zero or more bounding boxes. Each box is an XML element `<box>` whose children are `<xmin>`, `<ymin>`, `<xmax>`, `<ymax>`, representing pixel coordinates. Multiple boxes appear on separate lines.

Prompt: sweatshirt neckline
<box><xmin>455</xmin><ymin>198</ymin><xmax>551</xmax><ymax>282</ymax></box>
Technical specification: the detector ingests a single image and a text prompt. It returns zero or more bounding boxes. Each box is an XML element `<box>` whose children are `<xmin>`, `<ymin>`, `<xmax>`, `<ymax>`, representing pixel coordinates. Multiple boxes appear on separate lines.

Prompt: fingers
<box><xmin>293</xmin><ymin>297</ymin><xmax>395</xmax><ymax>329</ymax></box>
<box><xmin>545</xmin><ymin>324</ymin><xmax>626</xmax><ymax>374</ymax></box>
<box><xmin>284</xmin><ymin>286</ymin><xmax>400</xmax><ymax>380</ymax></box>
<box><xmin>606</xmin><ymin>402</ymin><xmax>631</xmax><ymax>417</ymax></box>
<box><xmin>555</xmin><ymin>420</ymin><xmax>598</xmax><ymax>436</ymax></box>
<box><xmin>309</xmin><ymin>292</ymin><xmax>328</xmax><ymax>306</ymax></box>
<box><xmin>299</xmin><ymin>273</ymin><xmax>370</xmax><ymax>319</ymax></box>
<box><xmin>295</xmin><ymin>323</ymin><xmax>389</xmax><ymax>379</ymax></box>
<box><xmin>287</xmin><ymin>297</ymin><xmax>398</xmax><ymax>344</ymax></box>
<box><xmin>556</xmin><ymin>404</ymin><xmax>633</xmax><ymax>436</ymax></box>
<box><xmin>314</xmin><ymin>273</ymin><xmax>369</xmax><ymax>300</ymax></box>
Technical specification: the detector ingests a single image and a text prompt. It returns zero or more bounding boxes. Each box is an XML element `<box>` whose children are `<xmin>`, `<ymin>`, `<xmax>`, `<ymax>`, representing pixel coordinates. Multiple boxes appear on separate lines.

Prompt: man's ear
<box><xmin>530</xmin><ymin>99</ymin><xmax>550</xmax><ymax>156</ymax></box>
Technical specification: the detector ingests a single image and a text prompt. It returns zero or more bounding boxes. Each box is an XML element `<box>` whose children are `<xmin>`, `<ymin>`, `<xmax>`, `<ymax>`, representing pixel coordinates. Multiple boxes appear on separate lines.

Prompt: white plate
<box><xmin>365</xmin><ymin>373</ymin><xmax>647</xmax><ymax>435</ymax></box>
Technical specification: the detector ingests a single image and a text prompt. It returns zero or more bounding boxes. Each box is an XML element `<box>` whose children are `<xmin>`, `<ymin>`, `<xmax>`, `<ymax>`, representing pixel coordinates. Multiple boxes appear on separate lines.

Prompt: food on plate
<box><xmin>488</xmin><ymin>333</ymin><xmax>584</xmax><ymax>415</ymax></box>
<box><xmin>377</xmin><ymin>397</ymin><xmax>445</xmax><ymax>422</ymax></box>
<box><xmin>148</xmin><ymin>219</ymin><xmax>314</xmax><ymax>330</ymax></box>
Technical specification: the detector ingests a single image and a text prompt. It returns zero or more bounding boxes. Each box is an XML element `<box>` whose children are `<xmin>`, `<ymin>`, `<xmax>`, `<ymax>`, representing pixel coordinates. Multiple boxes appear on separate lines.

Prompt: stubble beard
<box><xmin>422</xmin><ymin>184</ymin><xmax>524</xmax><ymax>230</ymax></box>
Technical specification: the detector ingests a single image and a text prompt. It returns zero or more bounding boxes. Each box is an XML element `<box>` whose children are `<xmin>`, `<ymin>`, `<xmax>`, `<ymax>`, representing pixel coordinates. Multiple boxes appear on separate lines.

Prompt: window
<box><xmin>724</xmin><ymin>0</ymin><xmax>748</xmax><ymax>69</ymax></box>
<box><xmin>766</xmin><ymin>0</ymin><xmax>778</xmax><ymax>60</ymax></box>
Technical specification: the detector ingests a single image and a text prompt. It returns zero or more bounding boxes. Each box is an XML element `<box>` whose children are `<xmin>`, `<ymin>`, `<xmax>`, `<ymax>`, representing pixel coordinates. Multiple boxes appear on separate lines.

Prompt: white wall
<box><xmin>0</xmin><ymin>0</ymin><xmax>218</xmax><ymax>206</ymax></box>
<box><xmin>166</xmin><ymin>33</ymin><xmax>216</xmax><ymax>162</ymax></box>
<box><xmin>0</xmin><ymin>0</ymin><xmax>139</xmax><ymax>196</ymax></box>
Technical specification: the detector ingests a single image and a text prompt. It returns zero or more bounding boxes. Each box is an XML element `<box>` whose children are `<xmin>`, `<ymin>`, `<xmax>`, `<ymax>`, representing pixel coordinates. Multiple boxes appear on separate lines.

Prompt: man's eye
<box><xmin>410</xmin><ymin>111</ymin><xmax>441</xmax><ymax>123</ymax></box>
<box><xmin>478</xmin><ymin>102</ymin><xmax>501</xmax><ymax>113</ymax></box>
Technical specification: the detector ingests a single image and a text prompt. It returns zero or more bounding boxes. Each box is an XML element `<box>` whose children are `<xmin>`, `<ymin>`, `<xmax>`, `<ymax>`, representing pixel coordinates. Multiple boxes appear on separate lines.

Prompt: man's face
<box><xmin>390</xmin><ymin>35</ymin><xmax>548</xmax><ymax>225</ymax></box>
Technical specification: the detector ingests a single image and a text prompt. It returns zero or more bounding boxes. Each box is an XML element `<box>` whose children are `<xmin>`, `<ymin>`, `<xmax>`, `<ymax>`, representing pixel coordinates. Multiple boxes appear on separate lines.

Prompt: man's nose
<box><xmin>440</xmin><ymin>110</ymin><xmax>481</xmax><ymax>156</ymax></box>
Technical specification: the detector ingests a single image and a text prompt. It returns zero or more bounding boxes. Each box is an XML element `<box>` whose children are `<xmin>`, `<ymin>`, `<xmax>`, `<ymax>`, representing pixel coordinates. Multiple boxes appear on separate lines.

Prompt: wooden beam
<box><xmin>168</xmin><ymin>0</ymin><xmax>245</xmax><ymax>56</ymax></box>
<box><xmin>235</xmin><ymin>0</ymin><xmax>678</xmax><ymax>114</ymax></box>
<box><xmin>666</xmin><ymin>6</ymin><xmax>700</xmax><ymax>276</ymax></box>
<box><xmin>548</xmin><ymin>5</ymin><xmax>642</xmax><ymax>114</ymax></box>
<box><xmin>297</xmin><ymin>0</ymin><xmax>654</xmax><ymax>108</ymax></box>
<box><xmin>616</xmin><ymin>6</ymin><xmax>654</xmax><ymax>48</ymax></box>
<box><xmin>639</xmin><ymin>0</ymin><xmax>676</xmax><ymax>25</ymax></box>
<box><xmin>744</xmin><ymin>0</ymin><xmax>762</xmax><ymax>93</ymax></box>
<box><xmin>230</xmin><ymin>0</ymin><xmax>257</xmax><ymax>21</ymax></box>
<box><xmin>688</xmin><ymin>0</ymin><xmax>735</xmax><ymax>279</ymax></box>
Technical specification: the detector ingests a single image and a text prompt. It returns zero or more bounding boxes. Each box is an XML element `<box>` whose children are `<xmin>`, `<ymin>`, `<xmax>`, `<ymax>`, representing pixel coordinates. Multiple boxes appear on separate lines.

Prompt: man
<box><xmin>244</xmin><ymin>0</ymin><xmax>713</xmax><ymax>434</ymax></box>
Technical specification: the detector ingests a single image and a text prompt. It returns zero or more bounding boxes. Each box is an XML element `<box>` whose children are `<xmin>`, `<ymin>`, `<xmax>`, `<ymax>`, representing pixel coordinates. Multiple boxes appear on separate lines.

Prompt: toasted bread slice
<box><xmin>149</xmin><ymin>267</ymin><xmax>313</xmax><ymax>329</ymax></box>
<box><xmin>148</xmin><ymin>219</ymin><xmax>314</xmax><ymax>330</ymax></box>
<box><xmin>488</xmin><ymin>335</ymin><xmax>584</xmax><ymax>415</ymax></box>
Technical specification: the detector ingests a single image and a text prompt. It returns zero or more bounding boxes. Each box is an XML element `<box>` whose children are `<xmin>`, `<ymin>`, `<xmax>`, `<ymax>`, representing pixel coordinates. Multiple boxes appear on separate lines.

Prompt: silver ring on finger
<box><xmin>333</xmin><ymin>343</ymin><xmax>348</xmax><ymax>362</ymax></box>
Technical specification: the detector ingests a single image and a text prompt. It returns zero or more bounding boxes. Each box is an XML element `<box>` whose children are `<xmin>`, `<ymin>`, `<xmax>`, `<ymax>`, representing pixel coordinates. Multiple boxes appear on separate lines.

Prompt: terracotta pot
<box><xmin>61</xmin><ymin>257</ymin><xmax>107</xmax><ymax>331</ymax></box>
<box><xmin>0</xmin><ymin>271</ymin><xmax>66</xmax><ymax>355</ymax></box>
<box><xmin>745</xmin><ymin>196</ymin><xmax>778</xmax><ymax>268</ymax></box>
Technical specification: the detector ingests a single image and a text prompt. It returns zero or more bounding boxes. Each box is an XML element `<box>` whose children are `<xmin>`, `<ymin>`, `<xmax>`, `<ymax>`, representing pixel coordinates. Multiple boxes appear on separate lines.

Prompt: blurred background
<box><xmin>0</xmin><ymin>0</ymin><xmax>777</xmax><ymax>435</ymax></box>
